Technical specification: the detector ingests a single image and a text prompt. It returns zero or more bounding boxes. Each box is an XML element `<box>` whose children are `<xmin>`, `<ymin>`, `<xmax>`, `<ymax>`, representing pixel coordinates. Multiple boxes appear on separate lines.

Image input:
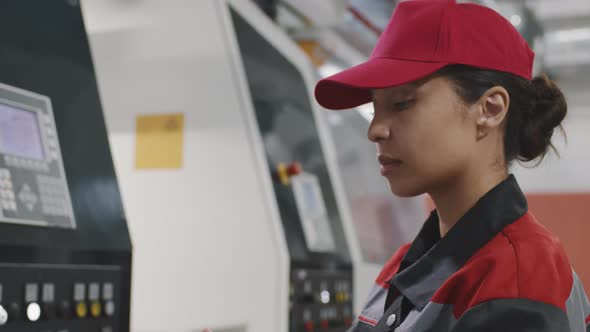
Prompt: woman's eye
<box><xmin>392</xmin><ymin>99</ymin><xmax>414</xmax><ymax>111</ymax></box>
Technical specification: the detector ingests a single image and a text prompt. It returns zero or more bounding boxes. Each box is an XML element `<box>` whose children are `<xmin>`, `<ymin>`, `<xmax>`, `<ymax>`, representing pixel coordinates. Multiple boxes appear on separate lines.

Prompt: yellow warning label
<box><xmin>135</xmin><ymin>113</ymin><xmax>185</xmax><ymax>169</ymax></box>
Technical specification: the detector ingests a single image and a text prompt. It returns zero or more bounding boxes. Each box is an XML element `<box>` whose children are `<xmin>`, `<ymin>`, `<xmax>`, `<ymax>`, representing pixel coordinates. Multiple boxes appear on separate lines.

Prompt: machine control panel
<box><xmin>0</xmin><ymin>83</ymin><xmax>75</xmax><ymax>228</ymax></box>
<box><xmin>0</xmin><ymin>264</ymin><xmax>123</xmax><ymax>331</ymax></box>
<box><xmin>290</xmin><ymin>269</ymin><xmax>354</xmax><ymax>332</ymax></box>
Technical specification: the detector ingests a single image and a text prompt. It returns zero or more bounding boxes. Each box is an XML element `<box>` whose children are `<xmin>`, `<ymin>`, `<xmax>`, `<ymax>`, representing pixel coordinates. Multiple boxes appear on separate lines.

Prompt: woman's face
<box><xmin>369</xmin><ymin>76</ymin><xmax>478</xmax><ymax>197</ymax></box>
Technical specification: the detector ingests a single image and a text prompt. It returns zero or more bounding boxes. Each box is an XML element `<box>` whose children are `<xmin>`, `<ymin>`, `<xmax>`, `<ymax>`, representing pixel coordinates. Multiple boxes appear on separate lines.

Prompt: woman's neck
<box><xmin>429</xmin><ymin>169</ymin><xmax>508</xmax><ymax>237</ymax></box>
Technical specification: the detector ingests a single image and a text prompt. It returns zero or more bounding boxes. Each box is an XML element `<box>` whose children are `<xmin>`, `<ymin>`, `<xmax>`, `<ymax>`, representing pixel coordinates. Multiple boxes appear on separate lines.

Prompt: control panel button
<box><xmin>42</xmin><ymin>303</ymin><xmax>56</xmax><ymax>320</ymax></box>
<box><xmin>25</xmin><ymin>283</ymin><xmax>39</xmax><ymax>303</ymax></box>
<box><xmin>8</xmin><ymin>302</ymin><xmax>21</xmax><ymax>321</ymax></box>
<box><xmin>102</xmin><ymin>283</ymin><xmax>114</xmax><ymax>301</ymax></box>
<box><xmin>73</xmin><ymin>283</ymin><xmax>86</xmax><ymax>302</ymax></box>
<box><xmin>90</xmin><ymin>302</ymin><xmax>102</xmax><ymax>318</ymax></box>
<box><xmin>57</xmin><ymin>300</ymin><xmax>71</xmax><ymax>319</ymax></box>
<box><xmin>88</xmin><ymin>283</ymin><xmax>100</xmax><ymax>301</ymax></box>
<box><xmin>104</xmin><ymin>300</ymin><xmax>115</xmax><ymax>317</ymax></box>
<box><xmin>101</xmin><ymin>326</ymin><xmax>114</xmax><ymax>332</ymax></box>
<box><xmin>26</xmin><ymin>302</ymin><xmax>41</xmax><ymax>322</ymax></box>
<box><xmin>42</xmin><ymin>283</ymin><xmax>55</xmax><ymax>303</ymax></box>
<box><xmin>320</xmin><ymin>290</ymin><xmax>330</xmax><ymax>304</ymax></box>
<box><xmin>75</xmin><ymin>302</ymin><xmax>88</xmax><ymax>319</ymax></box>
<box><xmin>0</xmin><ymin>305</ymin><xmax>7</xmax><ymax>325</ymax></box>
<box><xmin>18</xmin><ymin>185</ymin><xmax>38</xmax><ymax>211</ymax></box>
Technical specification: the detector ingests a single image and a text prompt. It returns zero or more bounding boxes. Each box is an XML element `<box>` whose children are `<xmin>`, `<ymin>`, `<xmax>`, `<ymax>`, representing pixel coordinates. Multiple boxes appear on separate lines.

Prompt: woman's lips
<box><xmin>378</xmin><ymin>155</ymin><xmax>403</xmax><ymax>176</ymax></box>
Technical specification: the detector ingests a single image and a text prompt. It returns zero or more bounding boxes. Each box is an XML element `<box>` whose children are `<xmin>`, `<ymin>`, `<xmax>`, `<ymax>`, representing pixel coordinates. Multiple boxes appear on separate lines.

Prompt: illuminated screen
<box><xmin>0</xmin><ymin>102</ymin><xmax>45</xmax><ymax>160</ymax></box>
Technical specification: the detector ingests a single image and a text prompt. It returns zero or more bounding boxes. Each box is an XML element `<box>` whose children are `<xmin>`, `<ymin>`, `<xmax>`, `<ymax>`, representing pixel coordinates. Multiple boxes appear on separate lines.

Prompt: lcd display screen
<box><xmin>0</xmin><ymin>102</ymin><xmax>45</xmax><ymax>161</ymax></box>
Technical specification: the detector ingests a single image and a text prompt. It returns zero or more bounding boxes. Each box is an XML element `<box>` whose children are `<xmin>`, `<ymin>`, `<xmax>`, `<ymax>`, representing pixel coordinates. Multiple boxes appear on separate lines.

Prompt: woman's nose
<box><xmin>368</xmin><ymin>120</ymin><xmax>390</xmax><ymax>142</ymax></box>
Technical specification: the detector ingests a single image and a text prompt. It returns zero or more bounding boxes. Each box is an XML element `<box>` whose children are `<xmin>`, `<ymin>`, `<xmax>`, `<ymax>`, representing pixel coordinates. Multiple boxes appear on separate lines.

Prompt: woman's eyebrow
<box><xmin>372</xmin><ymin>85</ymin><xmax>419</xmax><ymax>102</ymax></box>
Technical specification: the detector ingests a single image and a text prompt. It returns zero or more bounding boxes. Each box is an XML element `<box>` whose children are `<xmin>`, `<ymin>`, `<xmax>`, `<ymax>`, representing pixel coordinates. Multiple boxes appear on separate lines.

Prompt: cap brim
<box><xmin>315</xmin><ymin>58</ymin><xmax>449</xmax><ymax>110</ymax></box>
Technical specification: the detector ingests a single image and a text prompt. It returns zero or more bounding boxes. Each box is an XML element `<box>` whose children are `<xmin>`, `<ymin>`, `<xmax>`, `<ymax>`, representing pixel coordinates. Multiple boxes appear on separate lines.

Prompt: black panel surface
<box><xmin>0</xmin><ymin>1</ymin><xmax>132</xmax><ymax>331</ymax></box>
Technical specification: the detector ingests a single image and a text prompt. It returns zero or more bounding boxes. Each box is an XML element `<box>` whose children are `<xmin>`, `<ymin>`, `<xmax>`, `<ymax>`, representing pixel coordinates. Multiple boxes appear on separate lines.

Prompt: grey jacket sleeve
<box><xmin>451</xmin><ymin>298</ymin><xmax>571</xmax><ymax>332</ymax></box>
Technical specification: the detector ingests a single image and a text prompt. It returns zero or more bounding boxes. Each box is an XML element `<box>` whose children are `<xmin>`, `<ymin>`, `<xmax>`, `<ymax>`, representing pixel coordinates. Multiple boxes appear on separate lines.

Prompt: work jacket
<box><xmin>350</xmin><ymin>175</ymin><xmax>590</xmax><ymax>332</ymax></box>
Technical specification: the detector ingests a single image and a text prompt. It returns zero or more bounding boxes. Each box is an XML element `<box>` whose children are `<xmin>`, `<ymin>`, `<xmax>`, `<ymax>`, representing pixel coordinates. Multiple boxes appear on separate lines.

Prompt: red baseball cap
<box><xmin>315</xmin><ymin>0</ymin><xmax>535</xmax><ymax>110</ymax></box>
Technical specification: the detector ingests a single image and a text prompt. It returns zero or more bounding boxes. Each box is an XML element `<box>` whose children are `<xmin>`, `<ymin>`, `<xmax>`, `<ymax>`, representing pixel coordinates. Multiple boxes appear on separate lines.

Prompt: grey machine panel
<box><xmin>0</xmin><ymin>83</ymin><xmax>76</xmax><ymax>228</ymax></box>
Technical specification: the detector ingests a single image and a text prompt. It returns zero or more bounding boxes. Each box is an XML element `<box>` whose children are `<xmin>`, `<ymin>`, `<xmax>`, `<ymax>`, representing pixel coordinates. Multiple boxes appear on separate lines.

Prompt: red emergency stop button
<box><xmin>287</xmin><ymin>162</ymin><xmax>302</xmax><ymax>176</ymax></box>
<box><xmin>304</xmin><ymin>320</ymin><xmax>314</xmax><ymax>332</ymax></box>
<box><xmin>276</xmin><ymin>162</ymin><xmax>303</xmax><ymax>185</ymax></box>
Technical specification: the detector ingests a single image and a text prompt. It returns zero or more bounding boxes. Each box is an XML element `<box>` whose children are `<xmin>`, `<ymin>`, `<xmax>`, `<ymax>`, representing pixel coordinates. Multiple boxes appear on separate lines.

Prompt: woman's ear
<box><xmin>475</xmin><ymin>86</ymin><xmax>510</xmax><ymax>138</ymax></box>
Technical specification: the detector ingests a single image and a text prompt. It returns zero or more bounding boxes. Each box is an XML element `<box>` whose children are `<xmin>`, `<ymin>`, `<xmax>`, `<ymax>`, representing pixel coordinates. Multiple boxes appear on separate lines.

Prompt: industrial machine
<box><xmin>0</xmin><ymin>1</ymin><xmax>132</xmax><ymax>331</ymax></box>
<box><xmin>231</xmin><ymin>6</ymin><xmax>356</xmax><ymax>332</ymax></box>
<box><xmin>83</xmin><ymin>0</ymin><xmax>358</xmax><ymax>331</ymax></box>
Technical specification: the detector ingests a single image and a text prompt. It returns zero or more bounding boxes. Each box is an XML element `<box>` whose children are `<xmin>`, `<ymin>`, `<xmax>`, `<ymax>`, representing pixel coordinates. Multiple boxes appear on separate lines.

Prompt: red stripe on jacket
<box><xmin>431</xmin><ymin>213</ymin><xmax>573</xmax><ymax>319</ymax></box>
<box><xmin>375</xmin><ymin>243</ymin><xmax>412</xmax><ymax>288</ymax></box>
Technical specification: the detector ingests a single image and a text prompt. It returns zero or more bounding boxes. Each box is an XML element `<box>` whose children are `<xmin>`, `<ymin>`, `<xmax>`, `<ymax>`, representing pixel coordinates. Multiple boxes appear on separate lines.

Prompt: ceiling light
<box><xmin>510</xmin><ymin>14</ymin><xmax>522</xmax><ymax>27</ymax></box>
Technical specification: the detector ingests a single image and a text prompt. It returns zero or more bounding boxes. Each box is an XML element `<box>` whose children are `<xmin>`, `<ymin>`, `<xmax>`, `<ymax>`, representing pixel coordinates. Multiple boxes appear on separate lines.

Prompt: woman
<box><xmin>315</xmin><ymin>0</ymin><xmax>590</xmax><ymax>331</ymax></box>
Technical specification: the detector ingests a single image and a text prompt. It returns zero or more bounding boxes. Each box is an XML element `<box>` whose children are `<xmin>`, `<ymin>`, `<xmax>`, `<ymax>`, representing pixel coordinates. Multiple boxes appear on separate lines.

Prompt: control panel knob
<box><xmin>0</xmin><ymin>305</ymin><xmax>8</xmax><ymax>325</ymax></box>
<box><xmin>26</xmin><ymin>302</ymin><xmax>41</xmax><ymax>322</ymax></box>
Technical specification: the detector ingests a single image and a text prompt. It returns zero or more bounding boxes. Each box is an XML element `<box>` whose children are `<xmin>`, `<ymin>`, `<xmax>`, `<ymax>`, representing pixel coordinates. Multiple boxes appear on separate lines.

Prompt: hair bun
<box><xmin>517</xmin><ymin>75</ymin><xmax>567</xmax><ymax>162</ymax></box>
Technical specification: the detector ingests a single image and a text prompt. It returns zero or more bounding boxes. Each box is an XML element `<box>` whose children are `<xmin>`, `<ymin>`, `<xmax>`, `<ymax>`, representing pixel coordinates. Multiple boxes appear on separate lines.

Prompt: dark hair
<box><xmin>435</xmin><ymin>65</ymin><xmax>567</xmax><ymax>166</ymax></box>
